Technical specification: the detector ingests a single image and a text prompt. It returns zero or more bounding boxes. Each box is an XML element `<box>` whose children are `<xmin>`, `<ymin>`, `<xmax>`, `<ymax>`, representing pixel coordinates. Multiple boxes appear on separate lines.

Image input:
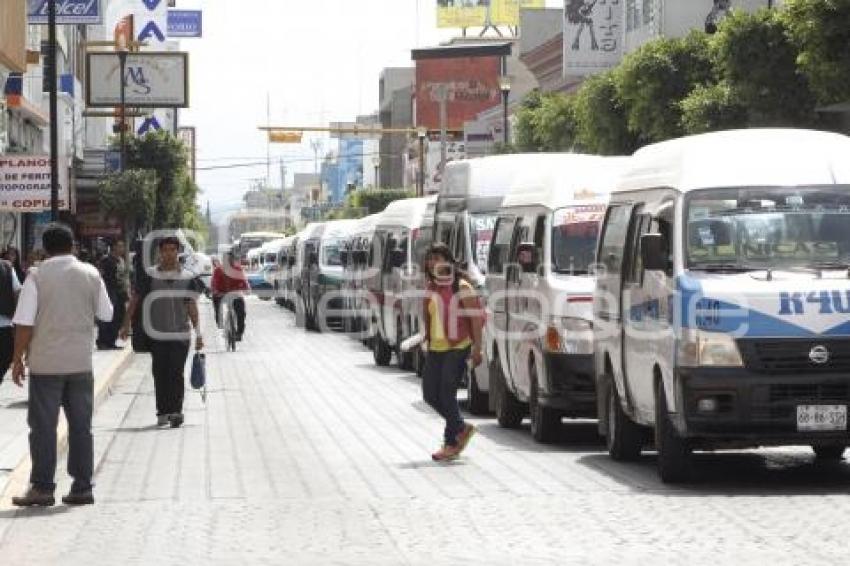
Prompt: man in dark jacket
<box><xmin>96</xmin><ymin>239</ymin><xmax>128</xmax><ymax>350</ymax></box>
<box><xmin>0</xmin><ymin>257</ymin><xmax>21</xmax><ymax>385</ymax></box>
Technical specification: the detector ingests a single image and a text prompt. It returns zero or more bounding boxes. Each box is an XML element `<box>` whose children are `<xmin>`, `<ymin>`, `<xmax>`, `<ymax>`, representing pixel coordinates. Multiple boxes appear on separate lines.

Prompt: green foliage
<box><xmin>712</xmin><ymin>8</ymin><xmax>816</xmax><ymax>126</ymax></box>
<box><xmin>783</xmin><ymin>0</ymin><xmax>850</xmax><ymax>105</ymax></box>
<box><xmin>98</xmin><ymin>169</ymin><xmax>157</xmax><ymax>237</ymax></box>
<box><xmin>574</xmin><ymin>71</ymin><xmax>639</xmax><ymax>154</ymax></box>
<box><xmin>513</xmin><ymin>91</ymin><xmax>580</xmax><ymax>152</ymax></box>
<box><xmin>125</xmin><ymin>130</ymin><xmax>194</xmax><ymax>229</ymax></box>
<box><xmin>680</xmin><ymin>82</ymin><xmax>749</xmax><ymax>134</ymax></box>
<box><xmin>616</xmin><ymin>32</ymin><xmax>715</xmax><ymax>142</ymax></box>
<box><xmin>348</xmin><ymin>188</ymin><xmax>414</xmax><ymax>214</ymax></box>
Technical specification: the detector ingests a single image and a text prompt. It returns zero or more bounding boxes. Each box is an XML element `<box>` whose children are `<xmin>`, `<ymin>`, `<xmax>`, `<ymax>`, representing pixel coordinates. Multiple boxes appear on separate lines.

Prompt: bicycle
<box><xmin>223</xmin><ymin>298</ymin><xmax>238</xmax><ymax>352</ymax></box>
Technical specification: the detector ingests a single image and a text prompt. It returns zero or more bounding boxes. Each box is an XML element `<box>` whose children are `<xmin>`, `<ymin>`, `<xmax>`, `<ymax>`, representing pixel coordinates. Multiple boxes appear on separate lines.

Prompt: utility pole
<box><xmin>437</xmin><ymin>84</ymin><xmax>448</xmax><ymax>184</ymax></box>
<box><xmin>118</xmin><ymin>49</ymin><xmax>129</xmax><ymax>172</ymax></box>
<box><xmin>417</xmin><ymin>128</ymin><xmax>426</xmax><ymax>197</ymax></box>
<box><xmin>266</xmin><ymin>92</ymin><xmax>271</xmax><ymax>188</ymax></box>
<box><xmin>48</xmin><ymin>0</ymin><xmax>60</xmax><ymax>221</ymax></box>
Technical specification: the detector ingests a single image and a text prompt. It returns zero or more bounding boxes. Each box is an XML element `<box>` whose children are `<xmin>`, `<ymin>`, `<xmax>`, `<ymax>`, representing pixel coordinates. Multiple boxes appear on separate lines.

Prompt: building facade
<box><xmin>378</xmin><ymin>68</ymin><xmax>414</xmax><ymax>190</ymax></box>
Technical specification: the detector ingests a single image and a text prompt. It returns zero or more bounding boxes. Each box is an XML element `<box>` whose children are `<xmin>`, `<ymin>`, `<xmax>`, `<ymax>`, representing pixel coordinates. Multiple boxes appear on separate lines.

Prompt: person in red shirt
<box><xmin>211</xmin><ymin>251</ymin><xmax>249</xmax><ymax>340</ymax></box>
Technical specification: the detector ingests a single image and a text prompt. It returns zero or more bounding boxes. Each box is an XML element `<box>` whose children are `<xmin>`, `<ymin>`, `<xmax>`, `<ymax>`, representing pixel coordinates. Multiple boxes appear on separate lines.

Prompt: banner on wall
<box><xmin>563</xmin><ymin>0</ymin><xmax>624</xmax><ymax>76</ymax></box>
<box><xmin>0</xmin><ymin>155</ymin><xmax>70</xmax><ymax>212</ymax></box>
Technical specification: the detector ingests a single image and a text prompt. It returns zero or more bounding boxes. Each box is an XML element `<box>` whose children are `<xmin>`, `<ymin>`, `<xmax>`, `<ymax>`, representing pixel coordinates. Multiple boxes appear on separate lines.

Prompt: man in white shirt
<box><xmin>0</xmin><ymin>256</ymin><xmax>21</xmax><ymax>385</ymax></box>
<box><xmin>10</xmin><ymin>224</ymin><xmax>113</xmax><ymax>508</ymax></box>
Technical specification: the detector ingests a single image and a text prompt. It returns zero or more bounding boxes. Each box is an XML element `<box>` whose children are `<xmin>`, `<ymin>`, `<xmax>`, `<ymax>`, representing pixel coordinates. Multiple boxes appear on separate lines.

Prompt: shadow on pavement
<box><xmin>473</xmin><ymin>421</ymin><xmax>606</xmax><ymax>454</ymax></box>
<box><xmin>0</xmin><ymin>506</ymin><xmax>72</xmax><ymax>520</ymax></box>
<box><xmin>397</xmin><ymin>460</ymin><xmax>468</xmax><ymax>470</ymax></box>
<box><xmin>578</xmin><ymin>450</ymin><xmax>850</xmax><ymax>496</ymax></box>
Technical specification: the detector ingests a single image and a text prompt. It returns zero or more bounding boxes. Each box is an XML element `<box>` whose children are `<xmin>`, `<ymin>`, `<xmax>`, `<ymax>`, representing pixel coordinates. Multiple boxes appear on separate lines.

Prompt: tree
<box><xmin>125</xmin><ymin>131</ymin><xmax>193</xmax><ymax>229</ymax></box>
<box><xmin>98</xmin><ymin>169</ymin><xmax>157</xmax><ymax>242</ymax></box>
<box><xmin>348</xmin><ymin>188</ymin><xmax>414</xmax><ymax>214</ymax></box>
<box><xmin>616</xmin><ymin>32</ymin><xmax>715</xmax><ymax>143</ymax></box>
<box><xmin>574</xmin><ymin>71</ymin><xmax>639</xmax><ymax>155</ymax></box>
<box><xmin>680</xmin><ymin>82</ymin><xmax>749</xmax><ymax>134</ymax></box>
<box><xmin>712</xmin><ymin>8</ymin><xmax>816</xmax><ymax>126</ymax></box>
<box><xmin>513</xmin><ymin>91</ymin><xmax>580</xmax><ymax>152</ymax></box>
<box><xmin>783</xmin><ymin>0</ymin><xmax>850</xmax><ymax>106</ymax></box>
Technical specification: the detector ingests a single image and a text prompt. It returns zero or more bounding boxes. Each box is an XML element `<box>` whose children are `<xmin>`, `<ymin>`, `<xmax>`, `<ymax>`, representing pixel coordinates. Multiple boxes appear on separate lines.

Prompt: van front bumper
<box><xmin>675</xmin><ymin>367</ymin><xmax>850</xmax><ymax>446</ymax></box>
<box><xmin>541</xmin><ymin>353</ymin><xmax>596</xmax><ymax>417</ymax></box>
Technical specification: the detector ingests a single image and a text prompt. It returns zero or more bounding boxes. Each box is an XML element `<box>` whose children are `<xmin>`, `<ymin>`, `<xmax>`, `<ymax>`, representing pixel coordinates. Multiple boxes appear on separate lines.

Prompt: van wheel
<box><xmin>605</xmin><ymin>378</ymin><xmax>643</xmax><ymax>461</ymax></box>
<box><xmin>295</xmin><ymin>297</ymin><xmax>306</xmax><ymax>328</ymax></box>
<box><xmin>655</xmin><ymin>382</ymin><xmax>691</xmax><ymax>483</ymax></box>
<box><xmin>396</xmin><ymin>319</ymin><xmax>414</xmax><ymax>371</ymax></box>
<box><xmin>373</xmin><ymin>331</ymin><xmax>392</xmax><ymax>367</ymax></box>
<box><xmin>529</xmin><ymin>359</ymin><xmax>560</xmax><ymax>443</ymax></box>
<box><xmin>492</xmin><ymin>356</ymin><xmax>523</xmax><ymax>429</ymax></box>
<box><xmin>467</xmin><ymin>366</ymin><xmax>490</xmax><ymax>416</ymax></box>
<box><xmin>812</xmin><ymin>445</ymin><xmax>846</xmax><ymax>461</ymax></box>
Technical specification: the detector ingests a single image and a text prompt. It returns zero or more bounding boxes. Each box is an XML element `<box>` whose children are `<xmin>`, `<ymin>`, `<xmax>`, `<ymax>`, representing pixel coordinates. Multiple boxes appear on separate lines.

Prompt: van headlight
<box><xmin>545</xmin><ymin>317</ymin><xmax>593</xmax><ymax>354</ymax></box>
<box><xmin>678</xmin><ymin>329</ymin><xmax>743</xmax><ymax>367</ymax></box>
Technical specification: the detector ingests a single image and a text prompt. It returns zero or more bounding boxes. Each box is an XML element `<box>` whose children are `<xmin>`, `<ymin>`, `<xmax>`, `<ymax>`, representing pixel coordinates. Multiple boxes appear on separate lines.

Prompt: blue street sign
<box><xmin>138</xmin><ymin>21</ymin><xmax>166</xmax><ymax>42</ymax></box>
<box><xmin>167</xmin><ymin>10</ymin><xmax>203</xmax><ymax>38</ymax></box>
<box><xmin>138</xmin><ymin>116</ymin><xmax>162</xmax><ymax>135</ymax></box>
<box><xmin>28</xmin><ymin>0</ymin><xmax>103</xmax><ymax>25</ymax></box>
<box><xmin>141</xmin><ymin>0</ymin><xmax>162</xmax><ymax>10</ymax></box>
<box><xmin>105</xmin><ymin>151</ymin><xmax>122</xmax><ymax>173</ymax></box>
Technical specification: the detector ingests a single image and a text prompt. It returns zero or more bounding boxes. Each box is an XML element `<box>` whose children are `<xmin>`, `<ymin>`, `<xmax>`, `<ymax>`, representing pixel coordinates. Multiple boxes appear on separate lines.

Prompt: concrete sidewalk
<box><xmin>0</xmin><ymin>347</ymin><xmax>132</xmax><ymax>505</ymax></box>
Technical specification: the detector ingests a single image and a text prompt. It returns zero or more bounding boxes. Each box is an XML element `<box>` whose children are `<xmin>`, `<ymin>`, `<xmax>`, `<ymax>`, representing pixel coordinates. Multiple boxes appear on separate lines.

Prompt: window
<box><xmin>598</xmin><ymin>205</ymin><xmax>632</xmax><ymax>275</ymax></box>
<box><xmin>488</xmin><ymin>216</ymin><xmax>516</xmax><ymax>274</ymax></box>
<box><xmin>643</xmin><ymin>0</ymin><xmax>653</xmax><ymax>25</ymax></box>
<box><xmin>533</xmin><ymin>215</ymin><xmax>546</xmax><ymax>250</ymax></box>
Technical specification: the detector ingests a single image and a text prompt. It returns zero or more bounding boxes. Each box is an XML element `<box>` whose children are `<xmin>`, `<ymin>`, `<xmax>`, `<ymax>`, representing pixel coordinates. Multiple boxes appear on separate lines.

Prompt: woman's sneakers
<box><xmin>431</xmin><ymin>445</ymin><xmax>460</xmax><ymax>462</ymax></box>
<box><xmin>456</xmin><ymin>424</ymin><xmax>476</xmax><ymax>454</ymax></box>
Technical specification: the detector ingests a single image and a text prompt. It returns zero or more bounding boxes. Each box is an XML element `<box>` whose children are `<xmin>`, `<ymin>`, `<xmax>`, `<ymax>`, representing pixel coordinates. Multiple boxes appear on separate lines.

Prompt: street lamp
<box><xmin>373</xmin><ymin>156</ymin><xmax>381</xmax><ymax>189</ymax></box>
<box><xmin>47</xmin><ymin>0</ymin><xmax>59</xmax><ymax>220</ymax></box>
<box><xmin>117</xmin><ymin>48</ymin><xmax>129</xmax><ymax>172</ymax></box>
<box><xmin>417</xmin><ymin>128</ymin><xmax>427</xmax><ymax>197</ymax></box>
<box><xmin>499</xmin><ymin>75</ymin><xmax>513</xmax><ymax>147</ymax></box>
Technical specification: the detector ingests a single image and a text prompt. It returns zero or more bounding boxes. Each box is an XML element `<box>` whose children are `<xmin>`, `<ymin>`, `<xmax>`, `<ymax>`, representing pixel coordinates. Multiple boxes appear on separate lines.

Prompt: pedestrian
<box><xmin>0</xmin><ymin>254</ymin><xmax>21</xmax><ymax>385</ymax></box>
<box><xmin>4</xmin><ymin>245</ymin><xmax>25</xmax><ymax>283</ymax></box>
<box><xmin>421</xmin><ymin>243</ymin><xmax>484</xmax><ymax>462</ymax></box>
<box><xmin>211</xmin><ymin>250</ymin><xmax>248</xmax><ymax>339</ymax></box>
<box><xmin>121</xmin><ymin>235</ymin><xmax>204</xmax><ymax>428</ymax></box>
<box><xmin>96</xmin><ymin>239</ymin><xmax>129</xmax><ymax>350</ymax></box>
<box><xmin>10</xmin><ymin>223</ymin><xmax>114</xmax><ymax>507</ymax></box>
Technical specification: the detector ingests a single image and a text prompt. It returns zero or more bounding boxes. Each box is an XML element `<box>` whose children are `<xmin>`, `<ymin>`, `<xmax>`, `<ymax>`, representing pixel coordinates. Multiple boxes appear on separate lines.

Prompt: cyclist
<box><xmin>211</xmin><ymin>251</ymin><xmax>248</xmax><ymax>341</ymax></box>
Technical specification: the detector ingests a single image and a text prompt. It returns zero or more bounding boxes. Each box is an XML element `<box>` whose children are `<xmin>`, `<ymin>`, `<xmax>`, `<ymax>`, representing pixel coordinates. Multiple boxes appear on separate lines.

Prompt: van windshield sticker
<box><xmin>697</xmin><ymin>227</ymin><xmax>715</xmax><ymax>246</ymax></box>
<box><xmin>553</xmin><ymin>204</ymin><xmax>606</xmax><ymax>226</ymax></box>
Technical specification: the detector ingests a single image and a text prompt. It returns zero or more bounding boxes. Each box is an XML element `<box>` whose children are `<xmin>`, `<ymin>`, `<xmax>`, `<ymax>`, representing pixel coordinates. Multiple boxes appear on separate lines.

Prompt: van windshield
<box><xmin>470</xmin><ymin>213</ymin><xmax>497</xmax><ymax>273</ymax></box>
<box><xmin>685</xmin><ymin>186</ymin><xmax>850</xmax><ymax>271</ymax></box>
<box><xmin>552</xmin><ymin>205</ymin><xmax>606</xmax><ymax>275</ymax></box>
<box><xmin>322</xmin><ymin>240</ymin><xmax>343</xmax><ymax>267</ymax></box>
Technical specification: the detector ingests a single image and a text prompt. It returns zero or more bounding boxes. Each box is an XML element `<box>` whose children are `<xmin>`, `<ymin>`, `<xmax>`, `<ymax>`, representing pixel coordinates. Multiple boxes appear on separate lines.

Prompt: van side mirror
<box><xmin>641</xmin><ymin>234</ymin><xmax>668</xmax><ymax>272</ymax></box>
<box><xmin>390</xmin><ymin>249</ymin><xmax>406</xmax><ymax>269</ymax></box>
<box><xmin>309</xmin><ymin>252</ymin><xmax>319</xmax><ymax>266</ymax></box>
<box><xmin>516</xmin><ymin>242</ymin><xmax>539</xmax><ymax>274</ymax></box>
<box><xmin>288</xmin><ymin>256</ymin><xmax>296</xmax><ymax>267</ymax></box>
<box><xmin>340</xmin><ymin>250</ymin><xmax>350</xmax><ymax>267</ymax></box>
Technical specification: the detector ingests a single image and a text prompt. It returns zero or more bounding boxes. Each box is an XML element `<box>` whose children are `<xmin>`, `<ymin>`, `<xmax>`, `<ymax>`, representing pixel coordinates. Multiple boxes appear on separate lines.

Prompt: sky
<box><xmin>177</xmin><ymin>0</ymin><xmax>561</xmax><ymax>222</ymax></box>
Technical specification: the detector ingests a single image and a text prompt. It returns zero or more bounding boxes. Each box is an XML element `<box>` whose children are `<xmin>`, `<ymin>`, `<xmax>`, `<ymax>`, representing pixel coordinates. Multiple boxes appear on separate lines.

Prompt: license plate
<box><xmin>797</xmin><ymin>405</ymin><xmax>848</xmax><ymax>432</ymax></box>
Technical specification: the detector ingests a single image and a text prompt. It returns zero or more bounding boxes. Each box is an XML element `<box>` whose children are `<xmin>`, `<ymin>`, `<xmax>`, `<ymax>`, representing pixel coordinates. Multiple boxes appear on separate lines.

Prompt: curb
<box><xmin>0</xmin><ymin>348</ymin><xmax>133</xmax><ymax>509</ymax></box>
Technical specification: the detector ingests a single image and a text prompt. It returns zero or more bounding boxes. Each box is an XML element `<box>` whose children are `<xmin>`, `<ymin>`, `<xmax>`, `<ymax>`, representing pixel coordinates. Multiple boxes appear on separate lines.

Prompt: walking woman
<box><xmin>421</xmin><ymin>243</ymin><xmax>484</xmax><ymax>462</ymax></box>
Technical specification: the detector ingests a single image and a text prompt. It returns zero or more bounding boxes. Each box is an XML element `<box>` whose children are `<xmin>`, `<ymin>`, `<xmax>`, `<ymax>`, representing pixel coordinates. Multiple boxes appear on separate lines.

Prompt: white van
<box><xmin>367</xmin><ymin>196</ymin><xmax>434</xmax><ymax>368</ymax></box>
<box><xmin>486</xmin><ymin>155</ymin><xmax>627</xmax><ymax>439</ymax></box>
<box><xmin>273</xmin><ymin>235</ymin><xmax>296</xmax><ymax>308</ymax></box>
<box><xmin>341</xmin><ymin>213</ymin><xmax>383</xmax><ymax>335</ymax></box>
<box><xmin>307</xmin><ymin>219</ymin><xmax>358</xmax><ymax>331</ymax></box>
<box><xmin>294</xmin><ymin>222</ymin><xmax>326</xmax><ymax>329</ymax></box>
<box><xmin>594</xmin><ymin>129</ymin><xmax>850</xmax><ymax>483</ymax></box>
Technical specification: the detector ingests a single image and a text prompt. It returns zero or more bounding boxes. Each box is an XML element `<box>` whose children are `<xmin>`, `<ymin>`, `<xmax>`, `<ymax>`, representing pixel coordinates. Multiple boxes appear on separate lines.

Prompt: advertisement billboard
<box><xmin>86</xmin><ymin>52</ymin><xmax>189</xmax><ymax>108</ymax></box>
<box><xmin>0</xmin><ymin>155</ymin><xmax>70</xmax><ymax>212</ymax></box>
<box><xmin>563</xmin><ymin>0</ymin><xmax>624</xmax><ymax>76</ymax></box>
<box><xmin>437</xmin><ymin>0</ymin><xmax>545</xmax><ymax>29</ymax></box>
<box><xmin>28</xmin><ymin>0</ymin><xmax>102</xmax><ymax>25</ymax></box>
<box><xmin>414</xmin><ymin>56</ymin><xmax>502</xmax><ymax>131</ymax></box>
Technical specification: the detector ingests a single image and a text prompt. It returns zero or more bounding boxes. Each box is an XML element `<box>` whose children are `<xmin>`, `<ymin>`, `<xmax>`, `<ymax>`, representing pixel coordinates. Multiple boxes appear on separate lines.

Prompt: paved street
<box><xmin>1</xmin><ymin>298</ymin><xmax>850</xmax><ymax>565</ymax></box>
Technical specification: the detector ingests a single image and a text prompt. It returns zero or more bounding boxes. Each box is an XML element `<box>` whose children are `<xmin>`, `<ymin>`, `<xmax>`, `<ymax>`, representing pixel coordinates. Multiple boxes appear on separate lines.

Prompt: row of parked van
<box><xmin>260</xmin><ymin>128</ymin><xmax>850</xmax><ymax>483</ymax></box>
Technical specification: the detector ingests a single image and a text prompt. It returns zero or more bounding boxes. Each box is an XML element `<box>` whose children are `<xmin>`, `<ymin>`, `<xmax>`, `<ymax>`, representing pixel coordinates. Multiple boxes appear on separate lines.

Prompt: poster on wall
<box><xmin>563</xmin><ymin>0</ymin><xmax>624</xmax><ymax>76</ymax></box>
<box><xmin>0</xmin><ymin>155</ymin><xmax>70</xmax><ymax>212</ymax></box>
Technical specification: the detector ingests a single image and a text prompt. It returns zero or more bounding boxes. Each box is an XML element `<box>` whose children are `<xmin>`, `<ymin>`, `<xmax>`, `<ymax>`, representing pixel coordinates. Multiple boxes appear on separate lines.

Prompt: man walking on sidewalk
<box><xmin>121</xmin><ymin>236</ymin><xmax>204</xmax><ymax>428</ymax></box>
<box><xmin>0</xmin><ymin>255</ymin><xmax>22</xmax><ymax>385</ymax></box>
<box><xmin>96</xmin><ymin>239</ymin><xmax>128</xmax><ymax>350</ymax></box>
<box><xmin>11</xmin><ymin>224</ymin><xmax>113</xmax><ymax>507</ymax></box>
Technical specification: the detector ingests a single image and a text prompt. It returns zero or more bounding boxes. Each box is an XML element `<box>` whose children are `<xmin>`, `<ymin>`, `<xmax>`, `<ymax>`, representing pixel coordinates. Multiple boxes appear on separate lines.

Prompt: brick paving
<box><xmin>1</xmin><ymin>298</ymin><xmax>849</xmax><ymax>565</ymax></box>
